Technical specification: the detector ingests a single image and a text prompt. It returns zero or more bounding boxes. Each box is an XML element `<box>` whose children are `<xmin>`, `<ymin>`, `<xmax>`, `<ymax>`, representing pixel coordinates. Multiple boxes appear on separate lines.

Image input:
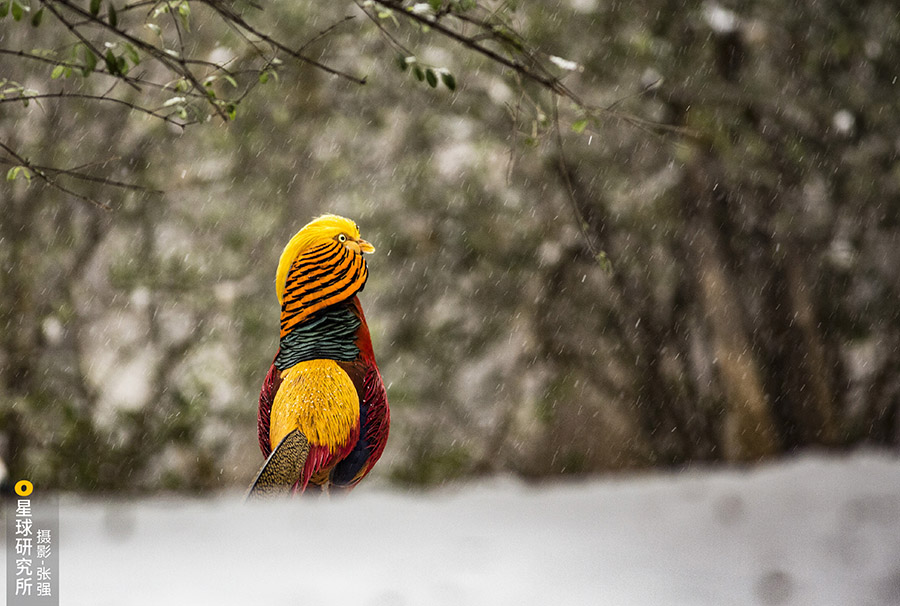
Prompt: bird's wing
<box><xmin>330</xmin><ymin>363</ymin><xmax>390</xmax><ymax>488</ymax></box>
<box><xmin>257</xmin><ymin>361</ymin><xmax>282</xmax><ymax>458</ymax></box>
<box><xmin>246</xmin><ymin>429</ymin><xmax>309</xmax><ymax>499</ymax></box>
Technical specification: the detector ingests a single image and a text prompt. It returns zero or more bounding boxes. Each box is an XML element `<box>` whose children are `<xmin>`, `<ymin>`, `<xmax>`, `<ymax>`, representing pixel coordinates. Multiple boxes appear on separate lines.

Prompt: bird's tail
<box><xmin>246</xmin><ymin>429</ymin><xmax>309</xmax><ymax>499</ymax></box>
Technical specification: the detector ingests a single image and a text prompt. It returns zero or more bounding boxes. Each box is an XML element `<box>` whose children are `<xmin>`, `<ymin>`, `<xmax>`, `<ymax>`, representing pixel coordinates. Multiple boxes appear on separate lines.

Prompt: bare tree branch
<box><xmin>298</xmin><ymin>14</ymin><xmax>357</xmax><ymax>54</ymax></box>
<box><xmin>370</xmin><ymin>1</ymin><xmax>691</xmax><ymax>136</ymax></box>
<box><xmin>37</xmin><ymin>0</ymin><xmax>142</xmax><ymax>92</ymax></box>
<box><xmin>0</xmin><ymin>140</ymin><xmax>113</xmax><ymax>210</ymax></box>
<box><xmin>0</xmin><ymin>92</ymin><xmax>189</xmax><ymax>125</ymax></box>
<box><xmin>48</xmin><ymin>0</ymin><xmax>229</xmax><ymax>119</ymax></box>
<box><xmin>199</xmin><ymin>0</ymin><xmax>368</xmax><ymax>85</ymax></box>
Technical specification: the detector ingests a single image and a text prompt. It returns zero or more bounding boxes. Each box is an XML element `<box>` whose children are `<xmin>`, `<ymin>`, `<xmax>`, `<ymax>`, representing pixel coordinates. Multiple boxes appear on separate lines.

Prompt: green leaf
<box><xmin>425</xmin><ymin>68</ymin><xmax>438</xmax><ymax>88</ymax></box>
<box><xmin>223</xmin><ymin>75</ymin><xmax>237</xmax><ymax>88</ymax></box>
<box><xmin>107</xmin><ymin>3</ymin><xmax>117</xmax><ymax>27</ymax></box>
<box><xmin>104</xmin><ymin>49</ymin><xmax>119</xmax><ymax>75</ymax></box>
<box><xmin>225</xmin><ymin>103</ymin><xmax>237</xmax><ymax>120</ymax></box>
<box><xmin>123</xmin><ymin>43</ymin><xmax>139</xmax><ymax>66</ymax></box>
<box><xmin>595</xmin><ymin>250</ymin><xmax>612</xmax><ymax>273</ymax></box>
<box><xmin>413</xmin><ymin>66</ymin><xmax>424</xmax><ymax>82</ymax></box>
<box><xmin>177</xmin><ymin>1</ymin><xmax>190</xmax><ymax>30</ymax></box>
<box><xmin>51</xmin><ymin>64</ymin><xmax>65</xmax><ymax>79</ymax></box>
<box><xmin>30</xmin><ymin>6</ymin><xmax>42</xmax><ymax>26</ymax></box>
<box><xmin>428</xmin><ymin>0</ymin><xmax>441</xmax><ymax>10</ymax></box>
<box><xmin>6</xmin><ymin>165</ymin><xmax>33</xmax><ymax>182</ymax></box>
<box><xmin>0</xmin><ymin>2</ymin><xmax>9</xmax><ymax>19</ymax></box>
<box><xmin>258</xmin><ymin>71</ymin><xmax>269</xmax><ymax>84</ymax></box>
<box><xmin>11</xmin><ymin>0</ymin><xmax>24</xmax><ymax>21</ymax></box>
<box><xmin>571</xmin><ymin>119</ymin><xmax>588</xmax><ymax>134</ymax></box>
<box><xmin>395</xmin><ymin>55</ymin><xmax>408</xmax><ymax>72</ymax></box>
<box><xmin>89</xmin><ymin>0</ymin><xmax>101</xmax><ymax>16</ymax></box>
<box><xmin>82</xmin><ymin>46</ymin><xmax>97</xmax><ymax>76</ymax></box>
<box><xmin>440</xmin><ymin>71</ymin><xmax>456</xmax><ymax>91</ymax></box>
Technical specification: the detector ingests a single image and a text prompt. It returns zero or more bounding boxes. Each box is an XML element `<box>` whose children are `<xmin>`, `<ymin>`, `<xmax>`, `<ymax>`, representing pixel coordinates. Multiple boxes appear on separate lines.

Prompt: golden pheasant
<box><xmin>248</xmin><ymin>214</ymin><xmax>390</xmax><ymax>496</ymax></box>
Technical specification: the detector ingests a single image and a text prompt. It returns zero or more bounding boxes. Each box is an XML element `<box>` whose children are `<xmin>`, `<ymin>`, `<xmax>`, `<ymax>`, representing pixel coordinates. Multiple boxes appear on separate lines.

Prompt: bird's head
<box><xmin>275</xmin><ymin>214</ymin><xmax>375</xmax><ymax>304</ymax></box>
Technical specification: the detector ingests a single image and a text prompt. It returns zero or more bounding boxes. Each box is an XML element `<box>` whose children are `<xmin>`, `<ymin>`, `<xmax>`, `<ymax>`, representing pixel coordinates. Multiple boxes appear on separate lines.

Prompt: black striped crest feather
<box><xmin>279</xmin><ymin>239</ymin><xmax>368</xmax><ymax>338</ymax></box>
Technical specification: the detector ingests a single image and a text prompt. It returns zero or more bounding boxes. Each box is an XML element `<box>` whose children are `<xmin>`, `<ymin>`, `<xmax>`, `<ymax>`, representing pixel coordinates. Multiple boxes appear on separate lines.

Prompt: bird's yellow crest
<box><xmin>275</xmin><ymin>214</ymin><xmax>375</xmax><ymax>304</ymax></box>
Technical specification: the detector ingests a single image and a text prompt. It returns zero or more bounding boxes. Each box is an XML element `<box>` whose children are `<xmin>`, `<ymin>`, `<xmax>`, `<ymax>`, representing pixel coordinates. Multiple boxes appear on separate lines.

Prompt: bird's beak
<box><xmin>357</xmin><ymin>238</ymin><xmax>375</xmax><ymax>254</ymax></box>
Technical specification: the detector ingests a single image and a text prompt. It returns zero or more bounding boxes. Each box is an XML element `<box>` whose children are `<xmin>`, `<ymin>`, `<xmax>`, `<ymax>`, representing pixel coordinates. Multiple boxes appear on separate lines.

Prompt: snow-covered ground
<box><xmin>12</xmin><ymin>452</ymin><xmax>900</xmax><ymax>605</ymax></box>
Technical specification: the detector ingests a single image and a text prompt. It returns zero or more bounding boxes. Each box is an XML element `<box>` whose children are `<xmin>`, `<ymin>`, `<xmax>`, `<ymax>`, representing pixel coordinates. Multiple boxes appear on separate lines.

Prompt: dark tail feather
<box><xmin>246</xmin><ymin>429</ymin><xmax>309</xmax><ymax>500</ymax></box>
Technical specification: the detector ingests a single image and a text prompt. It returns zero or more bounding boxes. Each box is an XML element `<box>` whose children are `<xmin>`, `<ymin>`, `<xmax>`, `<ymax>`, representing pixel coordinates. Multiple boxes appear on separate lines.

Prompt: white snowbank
<box><xmin>18</xmin><ymin>452</ymin><xmax>900</xmax><ymax>604</ymax></box>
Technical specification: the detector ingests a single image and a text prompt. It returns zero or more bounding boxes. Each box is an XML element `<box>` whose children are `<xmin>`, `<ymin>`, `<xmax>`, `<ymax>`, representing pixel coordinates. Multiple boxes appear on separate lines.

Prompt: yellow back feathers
<box><xmin>269</xmin><ymin>360</ymin><xmax>360</xmax><ymax>454</ymax></box>
<box><xmin>275</xmin><ymin>214</ymin><xmax>374</xmax><ymax>305</ymax></box>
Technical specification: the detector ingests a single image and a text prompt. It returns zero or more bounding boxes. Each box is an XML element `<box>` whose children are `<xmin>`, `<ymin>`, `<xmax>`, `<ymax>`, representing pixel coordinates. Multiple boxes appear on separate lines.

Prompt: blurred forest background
<box><xmin>1</xmin><ymin>0</ymin><xmax>898</xmax><ymax>493</ymax></box>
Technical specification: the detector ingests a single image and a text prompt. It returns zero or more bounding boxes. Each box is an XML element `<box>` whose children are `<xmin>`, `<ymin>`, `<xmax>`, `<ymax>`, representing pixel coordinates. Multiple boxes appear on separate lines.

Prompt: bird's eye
<box><xmin>338</xmin><ymin>234</ymin><xmax>347</xmax><ymax>242</ymax></box>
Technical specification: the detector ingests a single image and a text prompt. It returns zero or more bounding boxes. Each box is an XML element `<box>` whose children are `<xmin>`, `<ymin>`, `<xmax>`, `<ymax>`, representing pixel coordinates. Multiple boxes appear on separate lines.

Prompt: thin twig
<box><xmin>0</xmin><ymin>140</ymin><xmax>113</xmax><ymax>210</ymax></box>
<box><xmin>200</xmin><ymin>0</ymin><xmax>367</xmax><ymax>85</ymax></box>
<box><xmin>0</xmin><ymin>156</ymin><xmax>158</xmax><ymax>193</ymax></box>
<box><xmin>0</xmin><ymin>48</ymin><xmax>82</xmax><ymax>69</ymax></box>
<box><xmin>0</xmin><ymin>48</ymin><xmax>217</xmax><ymax>100</ymax></box>
<box><xmin>0</xmin><ymin>92</ymin><xmax>188</xmax><ymax>126</ymax></box>
<box><xmin>298</xmin><ymin>15</ymin><xmax>356</xmax><ymax>54</ymax></box>
<box><xmin>168</xmin><ymin>5</ymin><xmax>188</xmax><ymax>70</ymax></box>
<box><xmin>356</xmin><ymin>3</ymin><xmax>410</xmax><ymax>56</ymax></box>
<box><xmin>119</xmin><ymin>0</ymin><xmax>158</xmax><ymax>12</ymax></box>
<box><xmin>36</xmin><ymin>164</ymin><xmax>160</xmax><ymax>193</ymax></box>
<box><xmin>552</xmin><ymin>97</ymin><xmax>605</xmax><ymax>266</ymax></box>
